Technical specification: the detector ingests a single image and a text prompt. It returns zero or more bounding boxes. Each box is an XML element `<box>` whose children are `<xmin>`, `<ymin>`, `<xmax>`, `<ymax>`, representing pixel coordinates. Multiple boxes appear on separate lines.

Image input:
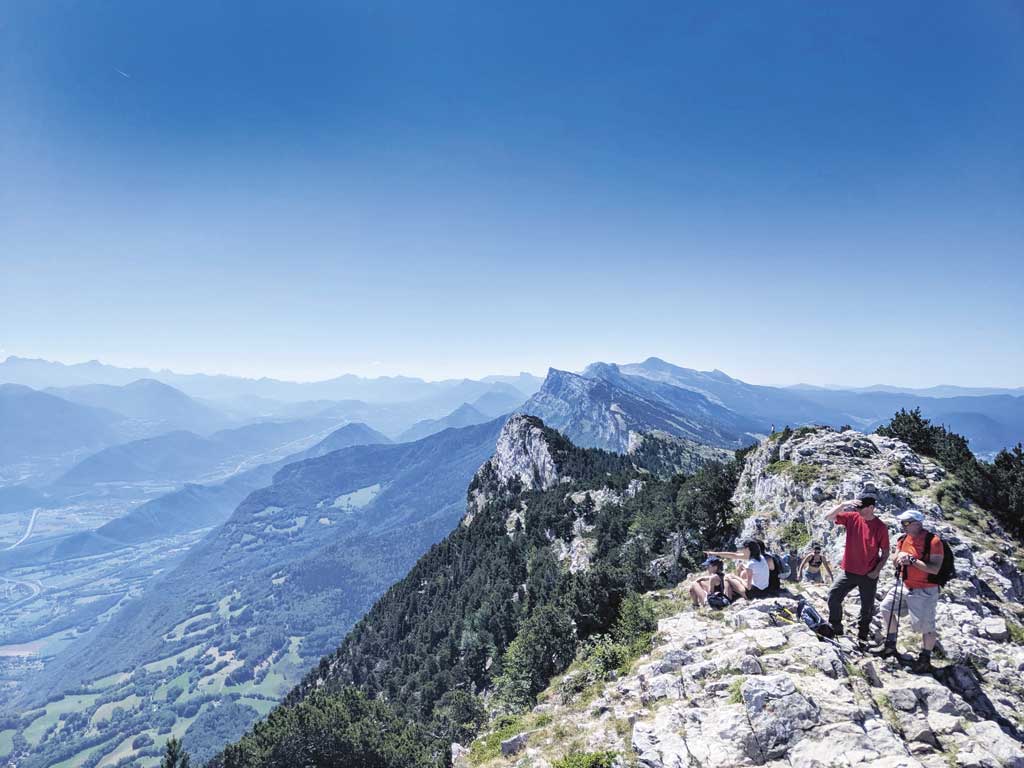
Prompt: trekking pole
<box><xmin>884</xmin><ymin>564</ymin><xmax>906</xmax><ymax>656</ymax></box>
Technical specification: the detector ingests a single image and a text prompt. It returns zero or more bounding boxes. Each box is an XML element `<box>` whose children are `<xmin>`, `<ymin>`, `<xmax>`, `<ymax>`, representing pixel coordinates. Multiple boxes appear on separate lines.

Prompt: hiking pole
<box><xmin>883</xmin><ymin>564</ymin><xmax>906</xmax><ymax>657</ymax></box>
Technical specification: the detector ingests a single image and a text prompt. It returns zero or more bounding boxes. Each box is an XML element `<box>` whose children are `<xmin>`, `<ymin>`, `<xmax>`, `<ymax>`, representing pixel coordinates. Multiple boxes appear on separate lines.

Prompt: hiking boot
<box><xmin>910</xmin><ymin>652</ymin><xmax>933</xmax><ymax>674</ymax></box>
<box><xmin>876</xmin><ymin>642</ymin><xmax>898</xmax><ymax>659</ymax></box>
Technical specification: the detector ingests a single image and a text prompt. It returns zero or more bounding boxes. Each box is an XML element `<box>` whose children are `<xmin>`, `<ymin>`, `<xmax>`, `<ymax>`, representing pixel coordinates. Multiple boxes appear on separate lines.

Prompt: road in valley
<box><xmin>5</xmin><ymin>506</ymin><xmax>41</xmax><ymax>550</ymax></box>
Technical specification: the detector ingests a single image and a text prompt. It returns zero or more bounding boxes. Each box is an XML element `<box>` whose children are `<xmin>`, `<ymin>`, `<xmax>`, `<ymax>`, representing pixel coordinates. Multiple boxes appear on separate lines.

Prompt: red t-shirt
<box><xmin>897</xmin><ymin>532</ymin><xmax>944</xmax><ymax>589</ymax></box>
<box><xmin>835</xmin><ymin>511</ymin><xmax>890</xmax><ymax>576</ymax></box>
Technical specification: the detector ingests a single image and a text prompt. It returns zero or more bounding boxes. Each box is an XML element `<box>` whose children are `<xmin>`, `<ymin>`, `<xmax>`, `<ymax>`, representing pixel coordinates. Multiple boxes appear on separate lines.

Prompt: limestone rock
<box><xmin>982</xmin><ymin>617</ymin><xmax>1010</xmax><ymax>642</ymax></box>
<box><xmin>500</xmin><ymin>731</ymin><xmax>530</xmax><ymax>757</ymax></box>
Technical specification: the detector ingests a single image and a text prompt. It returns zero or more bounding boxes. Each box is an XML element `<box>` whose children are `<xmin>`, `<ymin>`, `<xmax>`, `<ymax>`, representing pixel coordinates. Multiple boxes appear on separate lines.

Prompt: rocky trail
<box><xmin>462</xmin><ymin>427</ymin><xmax>1024</xmax><ymax>768</ymax></box>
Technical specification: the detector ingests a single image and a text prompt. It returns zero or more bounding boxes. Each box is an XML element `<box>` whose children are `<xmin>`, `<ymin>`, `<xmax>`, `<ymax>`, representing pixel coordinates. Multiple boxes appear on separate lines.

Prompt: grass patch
<box><xmin>875</xmin><ymin>692</ymin><xmax>902</xmax><ymax>734</ymax></box>
<box><xmin>553</xmin><ymin>751</ymin><xmax>618</xmax><ymax>768</ymax></box>
<box><xmin>1007</xmin><ymin>620</ymin><xmax>1024</xmax><ymax>645</ymax></box>
<box><xmin>933</xmin><ymin>479</ymin><xmax>966</xmax><ymax>516</ymax></box>
<box><xmin>468</xmin><ymin>714</ymin><xmax>524</xmax><ymax>764</ymax></box>
<box><xmin>844</xmin><ymin>662</ymin><xmax>866</xmax><ymax>682</ymax></box>
<box><xmin>727</xmin><ymin>676</ymin><xmax>746</xmax><ymax>704</ymax></box>
<box><xmin>767</xmin><ymin>460</ymin><xmax>820</xmax><ymax>484</ymax></box>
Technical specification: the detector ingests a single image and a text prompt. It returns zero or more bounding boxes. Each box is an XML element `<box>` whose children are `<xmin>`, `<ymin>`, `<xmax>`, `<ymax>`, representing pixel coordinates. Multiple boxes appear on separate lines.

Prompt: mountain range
<box><xmin>0</xmin><ymin>355</ymin><xmax>543</xmax><ymax>404</ymax></box>
<box><xmin>2</xmin><ymin>355</ymin><xmax>1022</xmax><ymax>768</ymax></box>
<box><xmin>45</xmin><ymin>378</ymin><xmax>233</xmax><ymax>434</ymax></box>
<box><xmin>520</xmin><ymin>358</ymin><xmax>1023</xmax><ymax>457</ymax></box>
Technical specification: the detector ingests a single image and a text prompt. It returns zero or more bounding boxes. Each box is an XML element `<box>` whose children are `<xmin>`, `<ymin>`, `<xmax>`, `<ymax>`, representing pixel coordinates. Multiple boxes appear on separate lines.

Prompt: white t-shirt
<box><xmin>747</xmin><ymin>557</ymin><xmax>770</xmax><ymax>590</ymax></box>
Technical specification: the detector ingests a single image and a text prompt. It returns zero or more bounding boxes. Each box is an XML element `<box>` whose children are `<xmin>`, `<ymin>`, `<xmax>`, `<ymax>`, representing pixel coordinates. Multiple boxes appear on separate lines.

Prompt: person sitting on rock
<box><xmin>782</xmin><ymin>546</ymin><xmax>801</xmax><ymax>583</ymax></box>
<box><xmin>797</xmin><ymin>543</ymin><xmax>834</xmax><ymax>584</ymax></box>
<box><xmin>876</xmin><ymin>510</ymin><xmax>944</xmax><ymax>673</ymax></box>
<box><xmin>825</xmin><ymin>495</ymin><xmax>890</xmax><ymax>647</ymax></box>
<box><xmin>704</xmin><ymin>540</ymin><xmax>771</xmax><ymax>600</ymax></box>
<box><xmin>689</xmin><ymin>555</ymin><xmax>727</xmax><ymax>608</ymax></box>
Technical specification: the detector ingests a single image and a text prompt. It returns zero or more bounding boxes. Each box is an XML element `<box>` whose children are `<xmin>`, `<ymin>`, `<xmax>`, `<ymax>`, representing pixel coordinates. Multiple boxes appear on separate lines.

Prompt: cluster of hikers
<box><xmin>688</xmin><ymin>494</ymin><xmax>954</xmax><ymax>674</ymax></box>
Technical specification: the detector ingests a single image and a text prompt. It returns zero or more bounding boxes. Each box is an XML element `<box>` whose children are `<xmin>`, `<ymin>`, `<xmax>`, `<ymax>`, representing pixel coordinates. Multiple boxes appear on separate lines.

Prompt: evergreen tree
<box><xmin>161</xmin><ymin>737</ymin><xmax>191</xmax><ymax>768</ymax></box>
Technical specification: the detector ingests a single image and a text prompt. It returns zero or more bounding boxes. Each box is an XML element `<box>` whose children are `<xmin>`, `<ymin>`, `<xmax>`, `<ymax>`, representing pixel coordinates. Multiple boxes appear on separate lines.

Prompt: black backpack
<box><xmin>795</xmin><ymin>597</ymin><xmax>836</xmax><ymax>639</ymax></box>
<box><xmin>898</xmin><ymin>531</ymin><xmax>956</xmax><ymax>587</ymax></box>
<box><xmin>707</xmin><ymin>569</ymin><xmax>730</xmax><ymax>610</ymax></box>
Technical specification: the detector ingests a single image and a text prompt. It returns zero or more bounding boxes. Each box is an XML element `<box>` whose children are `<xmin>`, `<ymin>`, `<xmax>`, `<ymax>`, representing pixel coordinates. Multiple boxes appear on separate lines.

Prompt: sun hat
<box><xmin>897</xmin><ymin>510</ymin><xmax>925</xmax><ymax>524</ymax></box>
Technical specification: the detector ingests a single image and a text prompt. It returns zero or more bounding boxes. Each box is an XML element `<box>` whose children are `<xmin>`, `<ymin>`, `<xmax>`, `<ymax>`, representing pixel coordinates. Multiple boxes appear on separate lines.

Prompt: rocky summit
<box><xmin>462</xmin><ymin>427</ymin><xmax>1024</xmax><ymax>768</ymax></box>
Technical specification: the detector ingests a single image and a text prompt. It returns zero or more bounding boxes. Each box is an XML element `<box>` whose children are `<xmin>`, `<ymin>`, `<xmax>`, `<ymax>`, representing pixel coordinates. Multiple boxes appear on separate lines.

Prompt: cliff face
<box><xmin>464</xmin><ymin>428</ymin><xmax>1024</xmax><ymax>768</ymax></box>
<box><xmin>520</xmin><ymin>366</ymin><xmax>760</xmax><ymax>453</ymax></box>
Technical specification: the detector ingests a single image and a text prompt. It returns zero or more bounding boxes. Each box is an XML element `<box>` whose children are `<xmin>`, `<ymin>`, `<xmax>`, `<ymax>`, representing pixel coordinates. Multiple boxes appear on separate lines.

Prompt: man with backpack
<box><xmin>876</xmin><ymin>510</ymin><xmax>952</xmax><ymax>673</ymax></box>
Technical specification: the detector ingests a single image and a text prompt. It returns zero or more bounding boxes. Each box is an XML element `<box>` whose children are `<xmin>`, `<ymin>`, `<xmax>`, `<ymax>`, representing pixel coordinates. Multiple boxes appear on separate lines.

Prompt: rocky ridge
<box><xmin>462</xmin><ymin>427</ymin><xmax>1024</xmax><ymax>768</ymax></box>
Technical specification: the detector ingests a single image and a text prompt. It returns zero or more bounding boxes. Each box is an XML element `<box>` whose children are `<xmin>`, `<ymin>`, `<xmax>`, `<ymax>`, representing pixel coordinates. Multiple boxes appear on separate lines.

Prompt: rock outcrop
<box><xmin>463</xmin><ymin>427</ymin><xmax>1024</xmax><ymax>768</ymax></box>
<box><xmin>734</xmin><ymin>427</ymin><xmax>1024</xmax><ymax>667</ymax></box>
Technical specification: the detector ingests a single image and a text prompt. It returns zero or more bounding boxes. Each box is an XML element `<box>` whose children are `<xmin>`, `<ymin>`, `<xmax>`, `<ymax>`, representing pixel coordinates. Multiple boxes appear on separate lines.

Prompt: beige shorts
<box><xmin>879</xmin><ymin>584</ymin><xmax>939</xmax><ymax>634</ymax></box>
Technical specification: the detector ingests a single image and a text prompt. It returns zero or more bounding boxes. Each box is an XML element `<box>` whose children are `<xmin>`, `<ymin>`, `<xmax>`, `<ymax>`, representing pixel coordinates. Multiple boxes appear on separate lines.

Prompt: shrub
<box><xmin>779</xmin><ymin>520</ymin><xmax>811</xmax><ymax>549</ymax></box>
<box><xmin>132</xmin><ymin>733</ymin><xmax>155</xmax><ymax>749</ymax></box>
<box><xmin>553</xmin><ymin>751</ymin><xmax>617</xmax><ymax>768</ymax></box>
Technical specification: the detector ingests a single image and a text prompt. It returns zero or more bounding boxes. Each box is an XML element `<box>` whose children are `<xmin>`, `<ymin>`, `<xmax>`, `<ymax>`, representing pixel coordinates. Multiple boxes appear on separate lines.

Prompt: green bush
<box><xmin>553</xmin><ymin>751</ymin><xmax>617</xmax><ymax>768</ymax></box>
<box><xmin>611</xmin><ymin>593</ymin><xmax>656</xmax><ymax>647</ymax></box>
<box><xmin>779</xmin><ymin>520</ymin><xmax>811</xmax><ymax>549</ymax></box>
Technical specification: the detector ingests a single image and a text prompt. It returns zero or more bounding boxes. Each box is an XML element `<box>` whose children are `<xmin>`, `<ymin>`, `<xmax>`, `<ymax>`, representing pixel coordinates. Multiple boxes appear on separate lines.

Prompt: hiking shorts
<box><xmin>879</xmin><ymin>585</ymin><xmax>939</xmax><ymax>634</ymax></box>
<box><xmin>804</xmin><ymin>570</ymin><xmax>822</xmax><ymax>583</ymax></box>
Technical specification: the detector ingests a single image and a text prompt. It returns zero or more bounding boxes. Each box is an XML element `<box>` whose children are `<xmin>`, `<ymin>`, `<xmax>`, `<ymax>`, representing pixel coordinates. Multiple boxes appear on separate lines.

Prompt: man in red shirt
<box><xmin>825</xmin><ymin>495</ymin><xmax>890</xmax><ymax>645</ymax></box>
<box><xmin>877</xmin><ymin>510</ymin><xmax>944</xmax><ymax>673</ymax></box>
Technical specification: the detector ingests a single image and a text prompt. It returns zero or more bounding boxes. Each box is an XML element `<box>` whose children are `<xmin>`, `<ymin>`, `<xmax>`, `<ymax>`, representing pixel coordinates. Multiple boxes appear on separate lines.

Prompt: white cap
<box><xmin>897</xmin><ymin>510</ymin><xmax>924</xmax><ymax>524</ymax></box>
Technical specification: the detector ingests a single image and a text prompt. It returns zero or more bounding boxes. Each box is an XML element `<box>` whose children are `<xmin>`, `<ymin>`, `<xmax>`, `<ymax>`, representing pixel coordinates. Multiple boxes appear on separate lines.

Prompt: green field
<box><xmin>50</xmin><ymin>737</ymin><xmax>117</xmax><ymax>768</ymax></box>
<box><xmin>24</xmin><ymin>694</ymin><xmax>100</xmax><ymax>746</ymax></box>
<box><xmin>0</xmin><ymin>729</ymin><xmax>15</xmax><ymax>758</ymax></box>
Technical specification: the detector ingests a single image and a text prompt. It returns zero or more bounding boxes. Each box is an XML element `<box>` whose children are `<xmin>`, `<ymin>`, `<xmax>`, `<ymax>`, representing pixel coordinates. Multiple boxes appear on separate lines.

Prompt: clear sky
<box><xmin>2</xmin><ymin>1</ymin><xmax>1022</xmax><ymax>386</ymax></box>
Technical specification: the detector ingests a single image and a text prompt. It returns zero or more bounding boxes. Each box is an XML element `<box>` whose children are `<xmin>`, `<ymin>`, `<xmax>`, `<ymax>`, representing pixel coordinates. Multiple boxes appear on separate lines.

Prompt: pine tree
<box><xmin>161</xmin><ymin>736</ymin><xmax>191</xmax><ymax>768</ymax></box>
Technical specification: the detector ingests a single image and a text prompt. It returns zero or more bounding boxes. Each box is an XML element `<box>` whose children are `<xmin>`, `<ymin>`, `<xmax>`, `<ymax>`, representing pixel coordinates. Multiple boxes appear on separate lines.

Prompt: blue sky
<box><xmin>2</xmin><ymin>1</ymin><xmax>1022</xmax><ymax>386</ymax></box>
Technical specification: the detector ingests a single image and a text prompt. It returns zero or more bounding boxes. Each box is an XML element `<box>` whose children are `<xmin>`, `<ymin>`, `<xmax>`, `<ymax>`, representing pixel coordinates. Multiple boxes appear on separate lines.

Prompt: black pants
<box><xmin>827</xmin><ymin>570</ymin><xmax>878</xmax><ymax>639</ymax></box>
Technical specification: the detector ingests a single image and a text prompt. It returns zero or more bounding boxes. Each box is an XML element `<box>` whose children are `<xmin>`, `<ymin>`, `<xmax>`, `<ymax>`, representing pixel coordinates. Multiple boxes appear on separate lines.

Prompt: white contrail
<box><xmin>115</xmin><ymin>68</ymin><xmax>132</xmax><ymax>79</ymax></box>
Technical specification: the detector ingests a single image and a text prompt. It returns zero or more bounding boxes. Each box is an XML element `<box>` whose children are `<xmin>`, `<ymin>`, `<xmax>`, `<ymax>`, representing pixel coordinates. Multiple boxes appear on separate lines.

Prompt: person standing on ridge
<box><xmin>825</xmin><ymin>495</ymin><xmax>890</xmax><ymax>646</ymax></box>
<box><xmin>876</xmin><ymin>510</ymin><xmax>945</xmax><ymax>673</ymax></box>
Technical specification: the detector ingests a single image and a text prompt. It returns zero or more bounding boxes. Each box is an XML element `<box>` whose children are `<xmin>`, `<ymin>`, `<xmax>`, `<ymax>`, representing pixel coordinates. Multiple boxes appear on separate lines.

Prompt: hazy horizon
<box><xmin>2</xmin><ymin>349</ymin><xmax>1021</xmax><ymax>392</ymax></box>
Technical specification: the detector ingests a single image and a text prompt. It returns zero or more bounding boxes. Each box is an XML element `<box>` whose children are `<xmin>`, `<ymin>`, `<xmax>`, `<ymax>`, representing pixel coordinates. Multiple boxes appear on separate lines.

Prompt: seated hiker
<box><xmin>876</xmin><ymin>510</ymin><xmax>946</xmax><ymax>673</ymax></box>
<box><xmin>782</xmin><ymin>546</ymin><xmax>801</xmax><ymax>582</ymax></box>
<box><xmin>797</xmin><ymin>543</ymin><xmax>834</xmax><ymax>584</ymax></box>
<box><xmin>689</xmin><ymin>555</ymin><xmax>728</xmax><ymax>608</ymax></box>
<box><xmin>704</xmin><ymin>540</ymin><xmax>771</xmax><ymax>600</ymax></box>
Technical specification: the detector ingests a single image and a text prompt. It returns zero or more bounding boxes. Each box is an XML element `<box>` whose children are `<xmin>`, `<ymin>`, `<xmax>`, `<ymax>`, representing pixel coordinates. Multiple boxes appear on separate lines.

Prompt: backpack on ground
<box><xmin>898</xmin><ymin>531</ymin><xmax>956</xmax><ymax>587</ymax></box>
<box><xmin>795</xmin><ymin>597</ymin><xmax>836</xmax><ymax>639</ymax></box>
<box><xmin>707</xmin><ymin>571</ymin><xmax>730</xmax><ymax>610</ymax></box>
<box><xmin>707</xmin><ymin>592</ymin><xmax>730</xmax><ymax>610</ymax></box>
